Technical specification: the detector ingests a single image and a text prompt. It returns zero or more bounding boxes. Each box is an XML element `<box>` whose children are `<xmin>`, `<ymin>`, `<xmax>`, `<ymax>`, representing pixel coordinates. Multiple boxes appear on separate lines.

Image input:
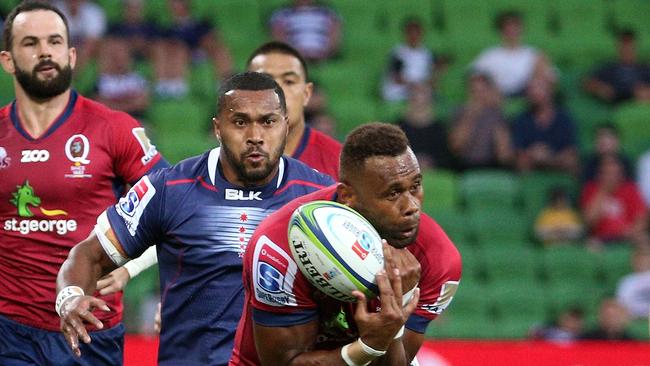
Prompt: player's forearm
<box><xmin>371</xmin><ymin>340</ymin><xmax>407</xmax><ymax>366</ymax></box>
<box><xmin>123</xmin><ymin>245</ymin><xmax>158</xmax><ymax>278</ymax></box>
<box><xmin>57</xmin><ymin>235</ymin><xmax>117</xmax><ymax>295</ymax></box>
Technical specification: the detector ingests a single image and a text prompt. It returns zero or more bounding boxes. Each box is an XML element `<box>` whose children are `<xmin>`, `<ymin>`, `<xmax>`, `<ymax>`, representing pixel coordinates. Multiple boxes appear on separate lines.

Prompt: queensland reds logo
<box><xmin>64</xmin><ymin>134</ymin><xmax>91</xmax><ymax>165</ymax></box>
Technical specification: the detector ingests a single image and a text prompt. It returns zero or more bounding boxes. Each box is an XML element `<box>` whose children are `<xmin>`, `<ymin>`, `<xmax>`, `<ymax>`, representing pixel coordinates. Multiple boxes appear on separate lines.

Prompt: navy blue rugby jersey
<box><xmin>106</xmin><ymin>147</ymin><xmax>334</xmax><ymax>365</ymax></box>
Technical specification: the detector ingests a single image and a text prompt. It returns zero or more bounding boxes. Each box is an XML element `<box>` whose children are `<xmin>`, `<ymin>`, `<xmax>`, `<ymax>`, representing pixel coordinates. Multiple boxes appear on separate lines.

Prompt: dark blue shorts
<box><xmin>0</xmin><ymin>315</ymin><xmax>124</xmax><ymax>366</ymax></box>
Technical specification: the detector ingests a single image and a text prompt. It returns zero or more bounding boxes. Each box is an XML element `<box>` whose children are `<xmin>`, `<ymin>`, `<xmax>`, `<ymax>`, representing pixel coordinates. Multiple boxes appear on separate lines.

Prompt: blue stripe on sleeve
<box><xmin>253</xmin><ymin>308</ymin><xmax>318</xmax><ymax>327</ymax></box>
<box><xmin>405</xmin><ymin>313</ymin><xmax>431</xmax><ymax>334</ymax></box>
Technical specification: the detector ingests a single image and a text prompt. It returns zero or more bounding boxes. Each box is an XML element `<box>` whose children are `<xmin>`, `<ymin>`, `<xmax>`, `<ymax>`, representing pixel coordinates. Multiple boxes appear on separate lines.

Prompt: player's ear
<box><xmin>303</xmin><ymin>81</ymin><xmax>313</xmax><ymax>107</ymax></box>
<box><xmin>212</xmin><ymin>117</ymin><xmax>221</xmax><ymax>142</ymax></box>
<box><xmin>68</xmin><ymin>47</ymin><xmax>77</xmax><ymax>70</ymax></box>
<box><xmin>336</xmin><ymin>182</ymin><xmax>357</xmax><ymax>207</ymax></box>
<box><xmin>0</xmin><ymin>51</ymin><xmax>15</xmax><ymax>74</ymax></box>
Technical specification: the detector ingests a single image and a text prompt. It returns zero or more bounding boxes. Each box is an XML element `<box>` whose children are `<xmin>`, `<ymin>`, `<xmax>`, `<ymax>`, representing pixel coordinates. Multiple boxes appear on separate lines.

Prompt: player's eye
<box><xmin>233</xmin><ymin>119</ymin><xmax>246</xmax><ymax>126</ymax></box>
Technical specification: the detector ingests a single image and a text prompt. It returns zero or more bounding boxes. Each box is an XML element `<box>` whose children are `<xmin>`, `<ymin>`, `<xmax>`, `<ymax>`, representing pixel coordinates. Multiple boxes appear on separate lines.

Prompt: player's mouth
<box><xmin>35</xmin><ymin>63</ymin><xmax>58</xmax><ymax>76</ymax></box>
<box><xmin>398</xmin><ymin>222</ymin><xmax>419</xmax><ymax>239</ymax></box>
<box><xmin>244</xmin><ymin>151</ymin><xmax>267</xmax><ymax>164</ymax></box>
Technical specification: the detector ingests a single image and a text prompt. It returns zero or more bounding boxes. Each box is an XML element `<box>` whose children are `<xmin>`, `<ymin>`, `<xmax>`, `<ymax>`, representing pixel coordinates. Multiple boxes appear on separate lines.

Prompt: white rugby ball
<box><xmin>288</xmin><ymin>200</ymin><xmax>384</xmax><ymax>302</ymax></box>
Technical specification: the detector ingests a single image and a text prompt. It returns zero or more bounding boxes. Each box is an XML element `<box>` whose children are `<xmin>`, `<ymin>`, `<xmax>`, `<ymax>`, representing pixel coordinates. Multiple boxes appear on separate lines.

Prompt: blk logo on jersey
<box><xmin>225</xmin><ymin>188</ymin><xmax>262</xmax><ymax>201</ymax></box>
<box><xmin>64</xmin><ymin>134</ymin><xmax>92</xmax><ymax>178</ymax></box>
<box><xmin>116</xmin><ymin>176</ymin><xmax>156</xmax><ymax>236</ymax></box>
<box><xmin>4</xmin><ymin>180</ymin><xmax>76</xmax><ymax>235</ymax></box>
<box><xmin>253</xmin><ymin>236</ymin><xmax>298</xmax><ymax>307</ymax></box>
<box><xmin>0</xmin><ymin>147</ymin><xmax>10</xmax><ymax>169</ymax></box>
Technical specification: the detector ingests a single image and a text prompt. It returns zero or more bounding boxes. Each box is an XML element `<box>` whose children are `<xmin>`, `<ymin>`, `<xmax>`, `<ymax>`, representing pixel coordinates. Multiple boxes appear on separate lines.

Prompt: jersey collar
<box><xmin>291</xmin><ymin>126</ymin><xmax>311</xmax><ymax>160</ymax></box>
<box><xmin>11</xmin><ymin>90</ymin><xmax>78</xmax><ymax>141</ymax></box>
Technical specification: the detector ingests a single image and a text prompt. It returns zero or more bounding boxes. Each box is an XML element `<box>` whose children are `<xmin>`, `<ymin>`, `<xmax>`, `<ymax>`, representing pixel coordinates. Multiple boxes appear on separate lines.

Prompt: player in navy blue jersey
<box><xmin>55</xmin><ymin>72</ymin><xmax>334</xmax><ymax>365</ymax></box>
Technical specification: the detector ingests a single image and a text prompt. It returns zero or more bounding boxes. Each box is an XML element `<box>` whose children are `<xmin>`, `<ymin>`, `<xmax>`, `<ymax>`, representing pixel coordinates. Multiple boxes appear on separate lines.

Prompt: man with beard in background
<box><xmin>0</xmin><ymin>1</ymin><xmax>167</xmax><ymax>365</ymax></box>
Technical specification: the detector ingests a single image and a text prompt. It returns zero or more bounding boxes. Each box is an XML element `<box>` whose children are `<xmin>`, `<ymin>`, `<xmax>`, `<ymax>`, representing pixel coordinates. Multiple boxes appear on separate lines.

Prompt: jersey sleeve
<box><xmin>106</xmin><ymin>170</ymin><xmax>167</xmax><ymax>259</ymax></box>
<box><xmin>109</xmin><ymin>112</ymin><xmax>167</xmax><ymax>184</ymax></box>
<box><xmin>406</xmin><ymin>218</ymin><xmax>462</xmax><ymax>334</ymax></box>
<box><xmin>244</xmin><ymin>221</ymin><xmax>319</xmax><ymax>327</ymax></box>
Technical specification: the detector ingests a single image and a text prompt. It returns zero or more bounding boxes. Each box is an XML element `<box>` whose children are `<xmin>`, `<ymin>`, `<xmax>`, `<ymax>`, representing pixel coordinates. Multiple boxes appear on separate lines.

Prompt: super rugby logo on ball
<box><xmin>288</xmin><ymin>201</ymin><xmax>384</xmax><ymax>302</ymax></box>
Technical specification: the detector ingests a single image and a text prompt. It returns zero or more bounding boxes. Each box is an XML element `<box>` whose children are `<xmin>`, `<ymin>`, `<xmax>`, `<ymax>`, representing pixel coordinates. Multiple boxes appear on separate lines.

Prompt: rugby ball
<box><xmin>288</xmin><ymin>200</ymin><xmax>384</xmax><ymax>302</ymax></box>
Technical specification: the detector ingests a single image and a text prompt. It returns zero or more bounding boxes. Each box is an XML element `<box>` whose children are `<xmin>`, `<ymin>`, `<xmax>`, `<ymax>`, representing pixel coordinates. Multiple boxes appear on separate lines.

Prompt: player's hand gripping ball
<box><xmin>288</xmin><ymin>201</ymin><xmax>384</xmax><ymax>302</ymax></box>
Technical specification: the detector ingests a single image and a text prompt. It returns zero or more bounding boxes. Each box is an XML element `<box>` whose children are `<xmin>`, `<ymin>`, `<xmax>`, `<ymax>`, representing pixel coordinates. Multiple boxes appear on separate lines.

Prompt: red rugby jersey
<box><xmin>0</xmin><ymin>91</ymin><xmax>165</xmax><ymax>331</ymax></box>
<box><xmin>292</xmin><ymin>127</ymin><xmax>341</xmax><ymax>181</ymax></box>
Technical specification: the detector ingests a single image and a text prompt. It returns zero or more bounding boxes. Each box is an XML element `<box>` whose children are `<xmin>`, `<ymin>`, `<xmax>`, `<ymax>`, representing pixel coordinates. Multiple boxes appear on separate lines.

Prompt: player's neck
<box><xmin>284</xmin><ymin>120</ymin><xmax>306</xmax><ymax>157</ymax></box>
<box><xmin>15</xmin><ymin>89</ymin><xmax>71</xmax><ymax>138</ymax></box>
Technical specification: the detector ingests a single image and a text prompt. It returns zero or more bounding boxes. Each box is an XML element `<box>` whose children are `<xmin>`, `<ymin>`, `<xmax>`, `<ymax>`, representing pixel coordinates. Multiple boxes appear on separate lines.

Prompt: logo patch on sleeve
<box><xmin>253</xmin><ymin>235</ymin><xmax>298</xmax><ymax>307</ymax></box>
<box><xmin>116</xmin><ymin>176</ymin><xmax>156</xmax><ymax>236</ymax></box>
<box><xmin>132</xmin><ymin>127</ymin><xmax>158</xmax><ymax>165</ymax></box>
<box><xmin>420</xmin><ymin>280</ymin><xmax>459</xmax><ymax>315</ymax></box>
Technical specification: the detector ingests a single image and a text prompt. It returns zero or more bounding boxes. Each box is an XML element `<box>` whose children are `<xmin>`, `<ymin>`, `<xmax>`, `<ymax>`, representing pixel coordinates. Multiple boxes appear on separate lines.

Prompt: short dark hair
<box><xmin>402</xmin><ymin>17</ymin><xmax>423</xmax><ymax>31</ymax></box>
<box><xmin>246</xmin><ymin>41</ymin><xmax>309</xmax><ymax>80</ymax></box>
<box><xmin>3</xmin><ymin>1</ymin><xmax>70</xmax><ymax>51</ymax></box>
<box><xmin>494</xmin><ymin>10</ymin><xmax>522</xmax><ymax>31</ymax></box>
<box><xmin>595</xmin><ymin>122</ymin><xmax>619</xmax><ymax>136</ymax></box>
<box><xmin>217</xmin><ymin>72</ymin><xmax>287</xmax><ymax>115</ymax></box>
<box><xmin>340</xmin><ymin>123</ymin><xmax>411</xmax><ymax>179</ymax></box>
<box><xmin>617</xmin><ymin>28</ymin><xmax>636</xmax><ymax>42</ymax></box>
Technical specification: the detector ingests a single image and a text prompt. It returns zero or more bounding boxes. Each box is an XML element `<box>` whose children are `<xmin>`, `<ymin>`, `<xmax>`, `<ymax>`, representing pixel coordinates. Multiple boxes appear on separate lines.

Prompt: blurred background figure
<box><xmin>54</xmin><ymin>0</ymin><xmax>107</xmax><ymax>70</ymax></box>
<box><xmin>580</xmin><ymin>298</ymin><xmax>635</xmax><ymax>340</ymax></box>
<box><xmin>529</xmin><ymin>305</ymin><xmax>585</xmax><ymax>343</ymax></box>
<box><xmin>472</xmin><ymin>10</ymin><xmax>555</xmax><ymax>98</ymax></box>
<box><xmin>616</xmin><ymin>247</ymin><xmax>650</xmax><ymax>319</ymax></box>
<box><xmin>396</xmin><ymin>83</ymin><xmax>453</xmax><ymax>170</ymax></box>
<box><xmin>93</xmin><ymin>36</ymin><xmax>150</xmax><ymax>120</ymax></box>
<box><xmin>381</xmin><ymin>17</ymin><xmax>436</xmax><ymax>102</ymax></box>
<box><xmin>512</xmin><ymin>78</ymin><xmax>579</xmax><ymax>175</ymax></box>
<box><xmin>308</xmin><ymin>112</ymin><xmax>337</xmax><ymax>138</ymax></box>
<box><xmin>534</xmin><ymin>186</ymin><xmax>583</xmax><ymax>245</ymax></box>
<box><xmin>584</xmin><ymin>30</ymin><xmax>650</xmax><ymax>104</ymax></box>
<box><xmin>152</xmin><ymin>0</ymin><xmax>233</xmax><ymax>98</ymax></box>
<box><xmin>448</xmin><ymin>71</ymin><xmax>512</xmax><ymax>170</ymax></box>
<box><xmin>582</xmin><ymin>123</ymin><xmax>633</xmax><ymax>183</ymax></box>
<box><xmin>580</xmin><ymin>154</ymin><xmax>648</xmax><ymax>250</ymax></box>
<box><xmin>106</xmin><ymin>0</ymin><xmax>158</xmax><ymax>61</ymax></box>
<box><xmin>269</xmin><ymin>0</ymin><xmax>341</xmax><ymax>63</ymax></box>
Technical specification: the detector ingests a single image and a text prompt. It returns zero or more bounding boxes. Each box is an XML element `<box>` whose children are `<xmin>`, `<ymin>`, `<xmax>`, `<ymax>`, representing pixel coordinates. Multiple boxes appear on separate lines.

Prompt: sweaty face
<box><xmin>5</xmin><ymin>10</ymin><xmax>75</xmax><ymax>100</ymax></box>
<box><xmin>248</xmin><ymin>52</ymin><xmax>311</xmax><ymax>130</ymax></box>
<box><xmin>215</xmin><ymin>89</ymin><xmax>288</xmax><ymax>187</ymax></box>
<box><xmin>348</xmin><ymin>149</ymin><xmax>423</xmax><ymax>248</ymax></box>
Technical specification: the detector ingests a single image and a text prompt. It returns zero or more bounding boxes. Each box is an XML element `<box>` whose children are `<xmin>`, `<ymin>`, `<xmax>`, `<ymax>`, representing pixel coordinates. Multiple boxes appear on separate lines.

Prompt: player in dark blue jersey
<box><xmin>55</xmin><ymin>72</ymin><xmax>334</xmax><ymax>365</ymax></box>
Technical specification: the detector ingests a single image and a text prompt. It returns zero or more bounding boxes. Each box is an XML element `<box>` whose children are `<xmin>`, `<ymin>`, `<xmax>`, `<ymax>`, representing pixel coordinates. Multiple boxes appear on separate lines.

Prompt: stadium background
<box><xmin>1</xmin><ymin>0</ymin><xmax>648</xmax><ymax>364</ymax></box>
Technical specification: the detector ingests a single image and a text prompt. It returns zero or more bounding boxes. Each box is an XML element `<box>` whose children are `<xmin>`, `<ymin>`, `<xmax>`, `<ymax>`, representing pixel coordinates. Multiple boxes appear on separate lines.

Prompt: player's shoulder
<box><xmin>309</xmin><ymin>128</ymin><xmax>342</xmax><ymax>153</ymax></box>
<box><xmin>283</xmin><ymin>156</ymin><xmax>336</xmax><ymax>186</ymax></box>
<box><xmin>146</xmin><ymin>151</ymin><xmax>208</xmax><ymax>187</ymax></box>
<box><xmin>76</xmin><ymin>93</ymin><xmax>140</xmax><ymax>128</ymax></box>
<box><xmin>412</xmin><ymin>214</ymin><xmax>461</xmax><ymax>271</ymax></box>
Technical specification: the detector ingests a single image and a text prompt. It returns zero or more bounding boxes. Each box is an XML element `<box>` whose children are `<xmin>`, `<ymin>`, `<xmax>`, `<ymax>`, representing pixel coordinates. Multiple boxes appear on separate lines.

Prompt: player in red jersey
<box><xmin>231</xmin><ymin>123</ymin><xmax>462</xmax><ymax>365</ymax></box>
<box><xmin>0</xmin><ymin>2</ymin><xmax>166</xmax><ymax>365</ymax></box>
<box><xmin>247</xmin><ymin>41</ymin><xmax>341</xmax><ymax>180</ymax></box>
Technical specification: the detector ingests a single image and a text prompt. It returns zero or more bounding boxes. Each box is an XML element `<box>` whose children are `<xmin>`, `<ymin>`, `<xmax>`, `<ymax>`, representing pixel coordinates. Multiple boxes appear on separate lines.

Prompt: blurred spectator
<box><xmin>152</xmin><ymin>0</ymin><xmax>233</xmax><ymax>98</ymax></box>
<box><xmin>582</xmin><ymin>123</ymin><xmax>634</xmax><ymax>182</ymax></box>
<box><xmin>584</xmin><ymin>30</ymin><xmax>650</xmax><ymax>104</ymax></box>
<box><xmin>637</xmin><ymin>149</ymin><xmax>650</xmax><ymax>206</ymax></box>
<box><xmin>308</xmin><ymin>112</ymin><xmax>337</xmax><ymax>138</ymax></box>
<box><xmin>106</xmin><ymin>0</ymin><xmax>158</xmax><ymax>60</ymax></box>
<box><xmin>580</xmin><ymin>155</ymin><xmax>649</xmax><ymax>249</ymax></box>
<box><xmin>381</xmin><ymin>18</ymin><xmax>435</xmax><ymax>102</ymax></box>
<box><xmin>512</xmin><ymin>78</ymin><xmax>579</xmax><ymax>175</ymax></box>
<box><xmin>472</xmin><ymin>10</ymin><xmax>555</xmax><ymax>97</ymax></box>
<box><xmin>529</xmin><ymin>305</ymin><xmax>585</xmax><ymax>343</ymax></box>
<box><xmin>93</xmin><ymin>36</ymin><xmax>150</xmax><ymax>119</ymax></box>
<box><xmin>616</xmin><ymin>247</ymin><xmax>650</xmax><ymax>319</ymax></box>
<box><xmin>396</xmin><ymin>84</ymin><xmax>453</xmax><ymax>170</ymax></box>
<box><xmin>269</xmin><ymin>0</ymin><xmax>341</xmax><ymax>63</ymax></box>
<box><xmin>303</xmin><ymin>82</ymin><xmax>328</xmax><ymax>123</ymax></box>
<box><xmin>534</xmin><ymin>187</ymin><xmax>584</xmax><ymax>245</ymax></box>
<box><xmin>580</xmin><ymin>298</ymin><xmax>635</xmax><ymax>340</ymax></box>
<box><xmin>448</xmin><ymin>71</ymin><xmax>512</xmax><ymax>170</ymax></box>
<box><xmin>54</xmin><ymin>0</ymin><xmax>107</xmax><ymax>70</ymax></box>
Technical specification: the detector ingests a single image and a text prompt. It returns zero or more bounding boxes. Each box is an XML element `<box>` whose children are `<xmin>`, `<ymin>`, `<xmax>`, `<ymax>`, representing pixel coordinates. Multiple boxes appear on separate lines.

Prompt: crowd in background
<box><xmin>1</xmin><ymin>0</ymin><xmax>649</xmax><ymax>340</ymax></box>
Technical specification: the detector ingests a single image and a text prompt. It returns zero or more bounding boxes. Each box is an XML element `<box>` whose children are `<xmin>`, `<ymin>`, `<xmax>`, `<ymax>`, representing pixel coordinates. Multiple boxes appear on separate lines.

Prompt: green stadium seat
<box><xmin>469</xmin><ymin>208</ymin><xmax>530</xmax><ymax>244</ymax></box>
<box><xmin>459</xmin><ymin>170</ymin><xmax>520</xmax><ymax>210</ymax></box>
<box><xmin>543</xmin><ymin>278</ymin><xmax>602</xmax><ymax>319</ymax></box>
<box><xmin>147</xmin><ymin>98</ymin><xmax>214</xmax><ymax>163</ymax></box>
<box><xmin>0</xmin><ymin>70</ymin><xmax>15</xmax><ymax>106</ymax></box>
<box><xmin>421</xmin><ymin>169</ymin><xmax>458</xmax><ymax>213</ymax></box>
<box><xmin>480</xmin><ymin>246</ymin><xmax>540</xmax><ymax>284</ymax></box>
<box><xmin>327</xmin><ymin>95</ymin><xmax>378</xmax><ymax>140</ymax></box>
<box><xmin>457</xmin><ymin>246</ymin><xmax>484</xmax><ymax>283</ymax></box>
<box><xmin>378</xmin><ymin>0</ymin><xmax>435</xmax><ymax>45</ymax></box>
<box><xmin>598</xmin><ymin>244</ymin><xmax>632</xmax><ymax>293</ymax></box>
<box><xmin>326</xmin><ymin>0</ymin><xmax>387</xmax><ymax>62</ymax></box>
<box><xmin>541</xmin><ymin>245</ymin><xmax>601</xmax><ymax>286</ymax></box>
<box><xmin>613</xmin><ymin>102</ymin><xmax>650</xmax><ymax>160</ymax></box>
<box><xmin>627</xmin><ymin>318</ymin><xmax>649</xmax><ymax>340</ymax></box>
<box><xmin>485</xmin><ymin>283</ymin><xmax>547</xmax><ymax>338</ymax></box>
<box><xmin>610</xmin><ymin>0</ymin><xmax>650</xmax><ymax>42</ymax></box>
<box><xmin>428</xmin><ymin>207</ymin><xmax>471</xmax><ymax>244</ymax></box>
